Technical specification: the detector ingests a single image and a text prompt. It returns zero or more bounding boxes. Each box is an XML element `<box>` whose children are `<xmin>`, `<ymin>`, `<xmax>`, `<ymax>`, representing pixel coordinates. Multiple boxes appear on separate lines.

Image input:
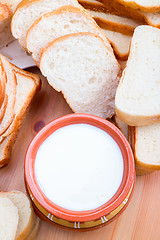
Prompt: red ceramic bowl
<box><xmin>25</xmin><ymin>113</ymin><xmax>135</xmax><ymax>230</ymax></box>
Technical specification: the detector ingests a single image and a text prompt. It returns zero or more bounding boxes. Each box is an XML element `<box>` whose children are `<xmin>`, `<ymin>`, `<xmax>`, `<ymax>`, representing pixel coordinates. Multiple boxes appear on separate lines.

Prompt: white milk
<box><xmin>35</xmin><ymin>123</ymin><xmax>124</xmax><ymax>211</ymax></box>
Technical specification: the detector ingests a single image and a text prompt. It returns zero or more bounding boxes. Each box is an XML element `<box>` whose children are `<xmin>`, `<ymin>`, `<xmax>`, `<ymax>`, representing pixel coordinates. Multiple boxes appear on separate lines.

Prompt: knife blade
<box><xmin>0</xmin><ymin>40</ymin><xmax>36</xmax><ymax>69</ymax></box>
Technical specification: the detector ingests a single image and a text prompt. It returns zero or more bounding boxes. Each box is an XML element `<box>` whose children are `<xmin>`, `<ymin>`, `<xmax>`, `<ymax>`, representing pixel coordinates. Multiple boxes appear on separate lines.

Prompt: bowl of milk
<box><xmin>25</xmin><ymin>113</ymin><xmax>135</xmax><ymax>230</ymax></box>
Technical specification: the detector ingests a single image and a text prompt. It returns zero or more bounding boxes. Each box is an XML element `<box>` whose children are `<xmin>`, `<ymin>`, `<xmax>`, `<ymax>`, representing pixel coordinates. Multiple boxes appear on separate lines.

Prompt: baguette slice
<box><xmin>102</xmin><ymin>29</ymin><xmax>131</xmax><ymax>60</ymax></box>
<box><xmin>40</xmin><ymin>32</ymin><xmax>121</xmax><ymax>118</ymax></box>
<box><xmin>115</xmin><ymin>25</ymin><xmax>160</xmax><ymax>126</ymax></box>
<box><xmin>114</xmin><ymin>0</ymin><xmax>160</xmax><ymax>13</ymax></box>
<box><xmin>0</xmin><ymin>196</ymin><xmax>19</xmax><ymax>240</ymax></box>
<box><xmin>0</xmin><ymin>55</ymin><xmax>16</xmax><ymax>135</ymax></box>
<box><xmin>0</xmin><ymin>66</ymin><xmax>40</xmax><ymax>142</ymax></box>
<box><xmin>130</xmin><ymin>122</ymin><xmax>160</xmax><ymax>175</ymax></box>
<box><xmin>0</xmin><ymin>65</ymin><xmax>40</xmax><ymax>167</ymax></box>
<box><xmin>0</xmin><ymin>191</ymin><xmax>36</xmax><ymax>240</ymax></box>
<box><xmin>11</xmin><ymin>0</ymin><xmax>83</xmax><ymax>49</ymax></box>
<box><xmin>26</xmin><ymin>5</ymin><xmax>113</xmax><ymax>66</ymax></box>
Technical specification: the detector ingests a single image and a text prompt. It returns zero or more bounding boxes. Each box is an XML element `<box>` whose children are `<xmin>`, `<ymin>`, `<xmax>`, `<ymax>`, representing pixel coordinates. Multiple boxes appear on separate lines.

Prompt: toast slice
<box><xmin>11</xmin><ymin>0</ymin><xmax>83</xmax><ymax>49</ymax></box>
<box><xmin>40</xmin><ymin>32</ymin><xmax>121</xmax><ymax>118</ymax></box>
<box><xmin>0</xmin><ymin>191</ymin><xmax>36</xmax><ymax>240</ymax></box>
<box><xmin>0</xmin><ymin>62</ymin><xmax>40</xmax><ymax>167</ymax></box>
<box><xmin>102</xmin><ymin>29</ymin><xmax>131</xmax><ymax>60</ymax></box>
<box><xmin>114</xmin><ymin>0</ymin><xmax>160</xmax><ymax>13</ymax></box>
<box><xmin>0</xmin><ymin>66</ymin><xmax>40</xmax><ymax>142</ymax></box>
<box><xmin>79</xmin><ymin>0</ymin><xmax>139</xmax><ymax>35</ymax></box>
<box><xmin>99</xmin><ymin>0</ymin><xmax>160</xmax><ymax>28</ymax></box>
<box><xmin>26</xmin><ymin>5</ymin><xmax>113</xmax><ymax>66</ymax></box>
<box><xmin>0</xmin><ymin>196</ymin><xmax>19</xmax><ymax>240</ymax></box>
<box><xmin>130</xmin><ymin>122</ymin><xmax>160</xmax><ymax>175</ymax></box>
<box><xmin>115</xmin><ymin>25</ymin><xmax>160</xmax><ymax>126</ymax></box>
<box><xmin>0</xmin><ymin>55</ymin><xmax>16</xmax><ymax>135</ymax></box>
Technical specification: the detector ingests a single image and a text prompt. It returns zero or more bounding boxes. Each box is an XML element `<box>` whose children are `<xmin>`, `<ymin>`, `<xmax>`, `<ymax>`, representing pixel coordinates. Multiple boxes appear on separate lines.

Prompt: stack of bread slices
<box><xmin>0</xmin><ymin>190</ymin><xmax>40</xmax><ymax>240</ymax></box>
<box><xmin>115</xmin><ymin>25</ymin><xmax>160</xmax><ymax>175</ymax></box>
<box><xmin>11</xmin><ymin>0</ymin><xmax>123</xmax><ymax>119</ymax></box>
<box><xmin>0</xmin><ymin>54</ymin><xmax>40</xmax><ymax>168</ymax></box>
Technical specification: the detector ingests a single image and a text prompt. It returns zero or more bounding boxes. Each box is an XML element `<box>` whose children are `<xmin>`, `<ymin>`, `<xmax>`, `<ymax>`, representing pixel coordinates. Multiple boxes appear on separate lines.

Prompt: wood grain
<box><xmin>0</xmin><ymin>68</ymin><xmax>160</xmax><ymax>240</ymax></box>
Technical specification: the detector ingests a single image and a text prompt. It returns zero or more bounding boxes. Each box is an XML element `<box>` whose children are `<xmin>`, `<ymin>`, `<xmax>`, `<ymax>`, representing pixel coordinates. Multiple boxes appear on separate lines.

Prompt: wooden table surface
<box><xmin>0</xmin><ymin>68</ymin><xmax>160</xmax><ymax>240</ymax></box>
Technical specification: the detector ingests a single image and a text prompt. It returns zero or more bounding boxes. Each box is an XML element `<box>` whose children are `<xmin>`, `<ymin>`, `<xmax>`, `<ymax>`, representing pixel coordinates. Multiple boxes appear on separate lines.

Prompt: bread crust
<box><xmin>0</xmin><ymin>56</ymin><xmax>17</xmax><ymax>135</ymax></box>
<box><xmin>79</xmin><ymin>0</ymin><xmax>139</xmax><ymax>35</ymax></box>
<box><xmin>129</xmin><ymin>126</ymin><xmax>159</xmax><ymax>175</ymax></box>
<box><xmin>115</xmin><ymin>0</ymin><xmax>160</xmax><ymax>13</ymax></box>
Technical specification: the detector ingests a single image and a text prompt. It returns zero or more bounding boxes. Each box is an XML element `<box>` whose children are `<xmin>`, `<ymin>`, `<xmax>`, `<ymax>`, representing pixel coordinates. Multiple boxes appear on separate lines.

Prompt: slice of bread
<box><xmin>115</xmin><ymin>25</ymin><xmax>160</xmax><ymax>126</ymax></box>
<box><xmin>0</xmin><ymin>191</ymin><xmax>36</xmax><ymax>240</ymax></box>
<box><xmin>130</xmin><ymin>122</ymin><xmax>160</xmax><ymax>175</ymax></box>
<box><xmin>79</xmin><ymin>0</ymin><xmax>139</xmax><ymax>35</ymax></box>
<box><xmin>0</xmin><ymin>55</ymin><xmax>16</xmax><ymax>135</ymax></box>
<box><xmin>26</xmin><ymin>5</ymin><xmax>113</xmax><ymax>66</ymax></box>
<box><xmin>0</xmin><ymin>2</ymin><xmax>14</xmax><ymax>48</ymax></box>
<box><xmin>0</xmin><ymin>60</ymin><xmax>40</xmax><ymax>167</ymax></box>
<box><xmin>88</xmin><ymin>10</ymin><xmax>138</xmax><ymax>35</ymax></box>
<box><xmin>114</xmin><ymin>0</ymin><xmax>160</xmax><ymax>13</ymax></box>
<box><xmin>25</xmin><ymin>218</ymin><xmax>40</xmax><ymax>240</ymax></box>
<box><xmin>40</xmin><ymin>32</ymin><xmax>121</xmax><ymax>118</ymax></box>
<box><xmin>102</xmin><ymin>29</ymin><xmax>131</xmax><ymax>60</ymax></box>
<box><xmin>100</xmin><ymin>0</ymin><xmax>160</xmax><ymax>28</ymax></box>
<box><xmin>11</xmin><ymin>0</ymin><xmax>83</xmax><ymax>49</ymax></box>
<box><xmin>0</xmin><ymin>196</ymin><xmax>19</xmax><ymax>240</ymax></box>
<box><xmin>0</xmin><ymin>66</ymin><xmax>40</xmax><ymax>142</ymax></box>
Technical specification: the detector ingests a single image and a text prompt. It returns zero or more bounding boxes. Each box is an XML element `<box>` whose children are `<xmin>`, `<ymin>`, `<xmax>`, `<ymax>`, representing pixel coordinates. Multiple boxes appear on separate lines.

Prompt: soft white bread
<box><xmin>130</xmin><ymin>122</ymin><xmax>160</xmax><ymax>175</ymax></box>
<box><xmin>97</xmin><ymin>0</ymin><xmax>160</xmax><ymax>28</ymax></box>
<box><xmin>114</xmin><ymin>0</ymin><xmax>160</xmax><ymax>13</ymax></box>
<box><xmin>11</xmin><ymin>0</ymin><xmax>83</xmax><ymax>49</ymax></box>
<box><xmin>0</xmin><ymin>55</ymin><xmax>16</xmax><ymax>135</ymax></box>
<box><xmin>113</xmin><ymin>115</ymin><xmax>128</xmax><ymax>139</ymax></box>
<box><xmin>0</xmin><ymin>196</ymin><xmax>19</xmax><ymax>240</ymax></box>
<box><xmin>0</xmin><ymin>60</ymin><xmax>40</xmax><ymax>167</ymax></box>
<box><xmin>115</xmin><ymin>25</ymin><xmax>160</xmax><ymax>126</ymax></box>
<box><xmin>102</xmin><ymin>29</ymin><xmax>131</xmax><ymax>60</ymax></box>
<box><xmin>40</xmin><ymin>32</ymin><xmax>121</xmax><ymax>118</ymax></box>
<box><xmin>0</xmin><ymin>66</ymin><xmax>40</xmax><ymax>142</ymax></box>
<box><xmin>0</xmin><ymin>2</ymin><xmax>14</xmax><ymax>47</ymax></box>
<box><xmin>26</xmin><ymin>5</ymin><xmax>113</xmax><ymax>65</ymax></box>
<box><xmin>79</xmin><ymin>0</ymin><xmax>139</xmax><ymax>35</ymax></box>
<box><xmin>0</xmin><ymin>191</ymin><xmax>36</xmax><ymax>240</ymax></box>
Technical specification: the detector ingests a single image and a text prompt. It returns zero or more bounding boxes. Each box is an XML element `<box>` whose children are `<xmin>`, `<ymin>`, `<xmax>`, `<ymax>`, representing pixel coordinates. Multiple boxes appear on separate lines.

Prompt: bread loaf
<box><xmin>40</xmin><ymin>32</ymin><xmax>121</xmax><ymax>118</ymax></box>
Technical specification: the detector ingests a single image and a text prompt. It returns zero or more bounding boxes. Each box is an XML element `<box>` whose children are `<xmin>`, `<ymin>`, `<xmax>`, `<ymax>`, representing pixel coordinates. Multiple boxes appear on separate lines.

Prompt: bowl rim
<box><xmin>25</xmin><ymin>113</ymin><xmax>135</xmax><ymax>222</ymax></box>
